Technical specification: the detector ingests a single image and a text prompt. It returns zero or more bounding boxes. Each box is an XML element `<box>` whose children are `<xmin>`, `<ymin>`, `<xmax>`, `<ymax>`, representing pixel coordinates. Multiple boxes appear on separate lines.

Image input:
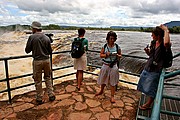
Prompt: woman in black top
<box><xmin>137</xmin><ymin>24</ymin><xmax>171</xmax><ymax>110</ymax></box>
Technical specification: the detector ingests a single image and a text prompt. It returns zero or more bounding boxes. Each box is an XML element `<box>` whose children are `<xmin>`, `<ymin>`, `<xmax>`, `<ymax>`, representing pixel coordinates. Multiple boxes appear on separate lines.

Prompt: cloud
<box><xmin>0</xmin><ymin>0</ymin><xmax>180</xmax><ymax>27</ymax></box>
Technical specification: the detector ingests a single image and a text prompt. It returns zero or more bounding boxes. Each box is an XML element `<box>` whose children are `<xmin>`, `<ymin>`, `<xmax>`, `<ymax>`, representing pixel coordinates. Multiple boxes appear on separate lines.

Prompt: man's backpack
<box><xmin>71</xmin><ymin>38</ymin><xmax>85</xmax><ymax>58</ymax></box>
<box><xmin>104</xmin><ymin>43</ymin><xmax>119</xmax><ymax>68</ymax></box>
<box><xmin>163</xmin><ymin>47</ymin><xmax>173</xmax><ymax>68</ymax></box>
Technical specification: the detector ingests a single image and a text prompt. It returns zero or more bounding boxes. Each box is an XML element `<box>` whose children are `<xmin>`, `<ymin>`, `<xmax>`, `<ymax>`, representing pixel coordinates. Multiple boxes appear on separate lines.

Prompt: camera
<box><xmin>111</xmin><ymin>52</ymin><xmax>117</xmax><ymax>56</ymax></box>
<box><xmin>109</xmin><ymin>62</ymin><xmax>114</xmax><ymax>68</ymax></box>
<box><xmin>109</xmin><ymin>59</ymin><xmax>117</xmax><ymax>68</ymax></box>
<box><xmin>45</xmin><ymin>33</ymin><xmax>54</xmax><ymax>43</ymax></box>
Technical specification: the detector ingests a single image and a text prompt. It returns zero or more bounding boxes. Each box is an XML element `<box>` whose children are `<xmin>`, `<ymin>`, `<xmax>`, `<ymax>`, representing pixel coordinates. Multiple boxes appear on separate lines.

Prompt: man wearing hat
<box><xmin>25</xmin><ymin>21</ymin><xmax>55</xmax><ymax>104</ymax></box>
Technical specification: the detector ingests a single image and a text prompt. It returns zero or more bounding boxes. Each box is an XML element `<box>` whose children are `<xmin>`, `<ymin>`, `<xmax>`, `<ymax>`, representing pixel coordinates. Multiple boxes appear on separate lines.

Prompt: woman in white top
<box><xmin>96</xmin><ymin>31</ymin><xmax>122</xmax><ymax>103</ymax></box>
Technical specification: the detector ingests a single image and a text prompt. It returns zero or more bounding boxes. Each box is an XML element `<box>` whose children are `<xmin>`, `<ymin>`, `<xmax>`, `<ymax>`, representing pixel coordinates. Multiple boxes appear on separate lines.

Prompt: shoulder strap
<box><xmin>115</xmin><ymin>43</ymin><xmax>118</xmax><ymax>53</ymax></box>
<box><xmin>104</xmin><ymin>43</ymin><xmax>118</xmax><ymax>53</ymax></box>
<box><xmin>104</xmin><ymin>43</ymin><xmax>107</xmax><ymax>49</ymax></box>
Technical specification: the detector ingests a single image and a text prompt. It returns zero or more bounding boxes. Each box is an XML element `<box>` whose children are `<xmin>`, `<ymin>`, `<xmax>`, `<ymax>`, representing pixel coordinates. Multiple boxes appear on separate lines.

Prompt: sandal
<box><xmin>139</xmin><ymin>104</ymin><xmax>151</xmax><ymax>110</ymax></box>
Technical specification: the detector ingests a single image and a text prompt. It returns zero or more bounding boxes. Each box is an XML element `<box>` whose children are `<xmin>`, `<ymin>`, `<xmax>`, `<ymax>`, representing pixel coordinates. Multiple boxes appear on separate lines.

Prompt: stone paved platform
<box><xmin>0</xmin><ymin>78</ymin><xmax>141</xmax><ymax>120</ymax></box>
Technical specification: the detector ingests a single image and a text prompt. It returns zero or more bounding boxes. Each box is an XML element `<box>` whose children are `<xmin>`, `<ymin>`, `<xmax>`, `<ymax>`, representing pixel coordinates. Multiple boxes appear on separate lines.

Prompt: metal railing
<box><xmin>0</xmin><ymin>50</ymin><xmax>180</xmax><ymax>120</ymax></box>
<box><xmin>150</xmin><ymin>69</ymin><xmax>180</xmax><ymax>120</ymax></box>
<box><xmin>0</xmin><ymin>50</ymin><xmax>144</xmax><ymax>103</ymax></box>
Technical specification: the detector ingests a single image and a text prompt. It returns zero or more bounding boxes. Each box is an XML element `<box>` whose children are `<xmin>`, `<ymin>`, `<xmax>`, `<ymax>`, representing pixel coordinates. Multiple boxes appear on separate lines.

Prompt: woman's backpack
<box><xmin>71</xmin><ymin>38</ymin><xmax>85</xmax><ymax>58</ymax></box>
<box><xmin>163</xmin><ymin>47</ymin><xmax>173</xmax><ymax>68</ymax></box>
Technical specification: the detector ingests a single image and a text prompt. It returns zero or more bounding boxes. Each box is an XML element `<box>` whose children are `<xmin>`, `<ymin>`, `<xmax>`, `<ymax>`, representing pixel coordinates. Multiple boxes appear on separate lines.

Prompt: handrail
<box><xmin>173</xmin><ymin>52</ymin><xmax>180</xmax><ymax>58</ymax></box>
<box><xmin>150</xmin><ymin>68</ymin><xmax>180</xmax><ymax>120</ymax></box>
<box><xmin>0</xmin><ymin>49</ymin><xmax>180</xmax><ymax>120</ymax></box>
<box><xmin>164</xmin><ymin>69</ymin><xmax>180</xmax><ymax>79</ymax></box>
<box><xmin>0</xmin><ymin>50</ymin><xmax>145</xmax><ymax>103</ymax></box>
<box><xmin>88</xmin><ymin>50</ymin><xmax>148</xmax><ymax>60</ymax></box>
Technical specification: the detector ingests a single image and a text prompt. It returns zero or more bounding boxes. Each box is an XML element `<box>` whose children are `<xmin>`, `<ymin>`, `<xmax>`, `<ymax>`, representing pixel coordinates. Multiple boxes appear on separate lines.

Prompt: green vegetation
<box><xmin>140</xmin><ymin>26</ymin><xmax>180</xmax><ymax>33</ymax></box>
<box><xmin>0</xmin><ymin>24</ymin><xmax>180</xmax><ymax>33</ymax></box>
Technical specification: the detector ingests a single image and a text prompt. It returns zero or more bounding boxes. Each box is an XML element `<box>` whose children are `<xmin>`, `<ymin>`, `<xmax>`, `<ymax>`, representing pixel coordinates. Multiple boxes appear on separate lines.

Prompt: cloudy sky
<box><xmin>0</xmin><ymin>0</ymin><xmax>180</xmax><ymax>27</ymax></box>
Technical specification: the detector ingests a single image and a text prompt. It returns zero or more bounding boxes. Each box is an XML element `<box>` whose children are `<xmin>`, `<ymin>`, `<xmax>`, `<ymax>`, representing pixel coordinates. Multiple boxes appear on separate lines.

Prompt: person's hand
<box><xmin>105</xmin><ymin>52</ymin><xmax>111</xmax><ymax>57</ymax></box>
<box><xmin>144</xmin><ymin>47</ymin><xmax>149</xmax><ymax>52</ymax></box>
<box><xmin>144</xmin><ymin>44</ymin><xmax>150</xmax><ymax>55</ymax></box>
<box><xmin>106</xmin><ymin>52</ymin><xmax>111</xmax><ymax>57</ymax></box>
<box><xmin>144</xmin><ymin>47</ymin><xmax>150</xmax><ymax>55</ymax></box>
<box><xmin>160</xmin><ymin>24</ymin><xmax>168</xmax><ymax>31</ymax></box>
<box><xmin>117</xmin><ymin>54</ymin><xmax>122</xmax><ymax>58</ymax></box>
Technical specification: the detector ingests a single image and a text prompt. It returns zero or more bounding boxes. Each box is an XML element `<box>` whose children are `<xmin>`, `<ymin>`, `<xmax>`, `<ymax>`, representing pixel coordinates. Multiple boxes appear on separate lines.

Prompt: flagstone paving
<box><xmin>0</xmin><ymin>78</ymin><xmax>141</xmax><ymax>120</ymax></box>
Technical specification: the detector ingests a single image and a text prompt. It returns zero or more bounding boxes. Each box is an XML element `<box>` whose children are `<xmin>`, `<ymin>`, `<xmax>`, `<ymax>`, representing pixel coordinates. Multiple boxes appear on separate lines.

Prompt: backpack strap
<box><xmin>103</xmin><ymin>43</ymin><xmax>107</xmax><ymax>50</ymax></box>
<box><xmin>103</xmin><ymin>43</ymin><xmax>118</xmax><ymax>53</ymax></box>
<box><xmin>115</xmin><ymin>43</ymin><xmax>118</xmax><ymax>53</ymax></box>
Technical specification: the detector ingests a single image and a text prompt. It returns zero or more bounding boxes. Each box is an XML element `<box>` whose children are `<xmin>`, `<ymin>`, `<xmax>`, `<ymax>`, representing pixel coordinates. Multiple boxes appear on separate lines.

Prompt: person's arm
<box><xmin>160</xmin><ymin>24</ymin><xmax>171</xmax><ymax>48</ymax></box>
<box><xmin>25</xmin><ymin>37</ymin><xmax>32</xmax><ymax>54</ymax></box>
<box><xmin>100</xmin><ymin>47</ymin><xmax>110</xmax><ymax>58</ymax></box>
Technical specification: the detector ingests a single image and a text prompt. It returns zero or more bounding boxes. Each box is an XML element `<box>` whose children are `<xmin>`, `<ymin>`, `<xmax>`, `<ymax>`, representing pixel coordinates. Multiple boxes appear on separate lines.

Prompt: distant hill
<box><xmin>164</xmin><ymin>21</ymin><xmax>180</xmax><ymax>28</ymax></box>
<box><xmin>110</xmin><ymin>21</ymin><xmax>180</xmax><ymax>29</ymax></box>
<box><xmin>110</xmin><ymin>26</ymin><xmax>141</xmax><ymax>29</ymax></box>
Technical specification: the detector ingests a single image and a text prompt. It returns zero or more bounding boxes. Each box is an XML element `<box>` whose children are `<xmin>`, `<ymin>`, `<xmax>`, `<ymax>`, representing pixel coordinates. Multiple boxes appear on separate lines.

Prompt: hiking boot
<box><xmin>49</xmin><ymin>96</ymin><xmax>56</xmax><ymax>101</ymax></box>
<box><xmin>36</xmin><ymin>99</ymin><xmax>44</xmax><ymax>105</ymax></box>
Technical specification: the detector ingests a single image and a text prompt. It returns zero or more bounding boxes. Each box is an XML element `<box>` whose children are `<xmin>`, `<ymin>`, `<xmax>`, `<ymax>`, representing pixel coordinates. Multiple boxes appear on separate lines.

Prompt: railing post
<box><xmin>150</xmin><ymin>69</ymin><xmax>165</xmax><ymax>120</ymax></box>
<box><xmin>4</xmin><ymin>59</ymin><xmax>12</xmax><ymax>104</ymax></box>
<box><xmin>50</xmin><ymin>54</ymin><xmax>53</xmax><ymax>86</ymax></box>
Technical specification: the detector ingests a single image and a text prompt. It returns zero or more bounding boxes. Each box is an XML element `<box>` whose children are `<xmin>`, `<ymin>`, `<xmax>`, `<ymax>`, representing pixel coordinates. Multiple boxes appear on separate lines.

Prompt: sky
<box><xmin>0</xmin><ymin>0</ymin><xmax>180</xmax><ymax>27</ymax></box>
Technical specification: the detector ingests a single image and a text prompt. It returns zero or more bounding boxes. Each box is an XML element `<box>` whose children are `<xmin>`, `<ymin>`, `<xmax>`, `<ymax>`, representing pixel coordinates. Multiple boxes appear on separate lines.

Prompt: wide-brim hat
<box><xmin>31</xmin><ymin>21</ymin><xmax>42</xmax><ymax>30</ymax></box>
